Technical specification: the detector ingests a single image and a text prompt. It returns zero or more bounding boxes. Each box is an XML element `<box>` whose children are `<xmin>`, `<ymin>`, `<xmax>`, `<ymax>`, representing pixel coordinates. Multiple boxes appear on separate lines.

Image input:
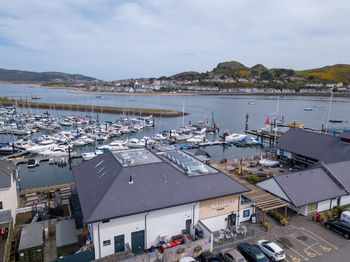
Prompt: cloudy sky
<box><xmin>0</xmin><ymin>0</ymin><xmax>349</xmax><ymax>80</ymax></box>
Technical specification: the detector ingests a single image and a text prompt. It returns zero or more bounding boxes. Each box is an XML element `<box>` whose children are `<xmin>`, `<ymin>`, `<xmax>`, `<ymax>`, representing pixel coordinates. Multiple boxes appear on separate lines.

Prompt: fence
<box><xmin>163</xmin><ymin>238</ymin><xmax>210</xmax><ymax>262</ymax></box>
<box><xmin>212</xmin><ymin>226</ymin><xmax>255</xmax><ymax>249</ymax></box>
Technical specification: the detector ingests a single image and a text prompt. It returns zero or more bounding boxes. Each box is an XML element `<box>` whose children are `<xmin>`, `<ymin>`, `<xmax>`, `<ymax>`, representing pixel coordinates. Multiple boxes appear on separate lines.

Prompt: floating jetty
<box><xmin>0</xmin><ymin>97</ymin><xmax>187</xmax><ymax>117</ymax></box>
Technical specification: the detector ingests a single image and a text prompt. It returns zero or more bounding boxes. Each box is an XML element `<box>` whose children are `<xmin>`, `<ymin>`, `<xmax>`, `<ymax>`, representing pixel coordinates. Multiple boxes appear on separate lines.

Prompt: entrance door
<box><xmin>131</xmin><ymin>230</ymin><xmax>145</xmax><ymax>254</ymax></box>
<box><xmin>114</xmin><ymin>235</ymin><xmax>125</xmax><ymax>253</ymax></box>
<box><xmin>227</xmin><ymin>213</ymin><xmax>237</xmax><ymax>228</ymax></box>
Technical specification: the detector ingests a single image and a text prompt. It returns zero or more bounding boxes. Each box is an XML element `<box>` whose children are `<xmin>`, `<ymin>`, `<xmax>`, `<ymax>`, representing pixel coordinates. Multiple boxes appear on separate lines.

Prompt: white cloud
<box><xmin>0</xmin><ymin>0</ymin><xmax>349</xmax><ymax>80</ymax></box>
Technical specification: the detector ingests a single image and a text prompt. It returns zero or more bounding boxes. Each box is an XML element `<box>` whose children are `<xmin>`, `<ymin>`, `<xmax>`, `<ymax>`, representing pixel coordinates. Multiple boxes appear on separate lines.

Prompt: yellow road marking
<box><xmin>288</xmin><ymin>254</ymin><xmax>302</xmax><ymax>262</ymax></box>
<box><xmin>277</xmin><ymin>238</ymin><xmax>309</xmax><ymax>261</ymax></box>
<box><xmin>289</xmin><ymin>234</ymin><xmax>322</xmax><ymax>256</ymax></box>
<box><xmin>319</xmin><ymin>245</ymin><xmax>331</xmax><ymax>252</ymax></box>
<box><xmin>303</xmin><ymin>228</ymin><xmax>338</xmax><ymax>250</ymax></box>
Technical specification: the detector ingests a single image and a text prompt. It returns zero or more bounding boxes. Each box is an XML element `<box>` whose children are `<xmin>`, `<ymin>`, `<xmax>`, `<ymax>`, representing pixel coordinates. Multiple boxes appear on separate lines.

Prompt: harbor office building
<box><xmin>275</xmin><ymin>128</ymin><xmax>350</xmax><ymax>168</ymax></box>
<box><xmin>257</xmin><ymin>160</ymin><xmax>350</xmax><ymax>216</ymax></box>
<box><xmin>73</xmin><ymin>149</ymin><xmax>251</xmax><ymax>259</ymax></box>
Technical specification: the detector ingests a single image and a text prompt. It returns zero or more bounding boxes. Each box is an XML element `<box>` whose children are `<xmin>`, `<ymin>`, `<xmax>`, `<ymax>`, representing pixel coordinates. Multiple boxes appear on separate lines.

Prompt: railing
<box><xmin>213</xmin><ymin>226</ymin><xmax>255</xmax><ymax>248</ymax></box>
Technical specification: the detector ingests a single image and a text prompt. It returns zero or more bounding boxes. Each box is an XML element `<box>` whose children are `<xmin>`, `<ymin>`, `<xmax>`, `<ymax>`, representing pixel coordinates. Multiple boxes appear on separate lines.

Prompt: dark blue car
<box><xmin>237</xmin><ymin>243</ymin><xmax>269</xmax><ymax>262</ymax></box>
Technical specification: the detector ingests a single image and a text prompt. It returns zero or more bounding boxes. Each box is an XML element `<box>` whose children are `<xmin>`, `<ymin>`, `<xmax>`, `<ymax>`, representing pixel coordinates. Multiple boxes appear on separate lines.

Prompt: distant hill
<box><xmin>170</xmin><ymin>61</ymin><xmax>350</xmax><ymax>83</ymax></box>
<box><xmin>0</xmin><ymin>68</ymin><xmax>98</xmax><ymax>82</ymax></box>
<box><xmin>296</xmin><ymin>64</ymin><xmax>350</xmax><ymax>83</ymax></box>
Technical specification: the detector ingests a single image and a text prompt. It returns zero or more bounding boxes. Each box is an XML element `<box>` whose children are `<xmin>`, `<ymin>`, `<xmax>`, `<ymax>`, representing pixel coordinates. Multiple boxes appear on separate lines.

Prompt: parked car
<box><xmin>219</xmin><ymin>247</ymin><xmax>247</xmax><ymax>262</ymax></box>
<box><xmin>256</xmin><ymin>240</ymin><xmax>285</xmax><ymax>261</ymax></box>
<box><xmin>325</xmin><ymin>219</ymin><xmax>350</xmax><ymax>239</ymax></box>
<box><xmin>237</xmin><ymin>243</ymin><xmax>269</xmax><ymax>262</ymax></box>
<box><xmin>198</xmin><ymin>252</ymin><xmax>225</xmax><ymax>262</ymax></box>
<box><xmin>340</xmin><ymin>211</ymin><xmax>350</xmax><ymax>224</ymax></box>
<box><xmin>179</xmin><ymin>257</ymin><xmax>197</xmax><ymax>262</ymax></box>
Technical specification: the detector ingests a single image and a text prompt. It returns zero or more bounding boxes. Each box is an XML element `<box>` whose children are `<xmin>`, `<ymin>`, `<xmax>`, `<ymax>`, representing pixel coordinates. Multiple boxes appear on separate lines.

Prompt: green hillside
<box><xmin>0</xmin><ymin>68</ymin><xmax>97</xmax><ymax>82</ymax></box>
<box><xmin>296</xmin><ymin>64</ymin><xmax>350</xmax><ymax>83</ymax></box>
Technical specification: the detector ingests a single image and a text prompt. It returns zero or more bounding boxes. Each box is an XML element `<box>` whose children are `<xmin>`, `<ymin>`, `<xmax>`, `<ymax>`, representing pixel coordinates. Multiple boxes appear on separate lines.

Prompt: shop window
<box><xmin>307</xmin><ymin>202</ymin><xmax>318</xmax><ymax>212</ymax></box>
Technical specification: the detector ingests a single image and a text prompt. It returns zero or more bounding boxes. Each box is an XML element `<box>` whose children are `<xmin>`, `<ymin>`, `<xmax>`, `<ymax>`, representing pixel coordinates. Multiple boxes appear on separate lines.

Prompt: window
<box><xmin>243</xmin><ymin>209</ymin><xmax>250</xmax><ymax>218</ymax></box>
<box><xmin>0</xmin><ymin>202</ymin><xmax>2</xmax><ymax>210</ymax></box>
<box><xmin>103</xmin><ymin>240</ymin><xmax>111</xmax><ymax>246</ymax></box>
<box><xmin>307</xmin><ymin>203</ymin><xmax>318</xmax><ymax>212</ymax></box>
<box><xmin>102</xmin><ymin>219</ymin><xmax>110</xmax><ymax>223</ymax></box>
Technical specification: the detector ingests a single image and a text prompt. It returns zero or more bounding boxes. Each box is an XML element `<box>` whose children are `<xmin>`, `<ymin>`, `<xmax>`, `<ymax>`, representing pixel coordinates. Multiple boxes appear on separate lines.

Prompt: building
<box><xmin>73</xmin><ymin>149</ymin><xmax>251</xmax><ymax>259</ymax></box>
<box><xmin>257</xmin><ymin>161</ymin><xmax>350</xmax><ymax>216</ymax></box>
<box><xmin>275</xmin><ymin>128</ymin><xmax>350</xmax><ymax>167</ymax></box>
<box><xmin>0</xmin><ymin>161</ymin><xmax>18</xmax><ymax>222</ymax></box>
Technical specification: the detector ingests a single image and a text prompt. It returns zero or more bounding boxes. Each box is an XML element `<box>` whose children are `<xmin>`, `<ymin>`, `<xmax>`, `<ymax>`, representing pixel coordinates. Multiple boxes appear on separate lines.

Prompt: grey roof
<box><xmin>326</xmin><ymin>160</ymin><xmax>350</xmax><ymax>193</ymax></box>
<box><xmin>73</xmin><ymin>150</ymin><xmax>250</xmax><ymax>223</ymax></box>
<box><xmin>276</xmin><ymin>128</ymin><xmax>350</xmax><ymax>164</ymax></box>
<box><xmin>273</xmin><ymin>167</ymin><xmax>347</xmax><ymax>207</ymax></box>
<box><xmin>56</xmin><ymin>220</ymin><xmax>78</xmax><ymax>247</ymax></box>
<box><xmin>0</xmin><ymin>210</ymin><xmax>11</xmax><ymax>225</ymax></box>
<box><xmin>18</xmin><ymin>223</ymin><xmax>43</xmax><ymax>250</ymax></box>
<box><xmin>0</xmin><ymin>161</ymin><xmax>15</xmax><ymax>189</ymax></box>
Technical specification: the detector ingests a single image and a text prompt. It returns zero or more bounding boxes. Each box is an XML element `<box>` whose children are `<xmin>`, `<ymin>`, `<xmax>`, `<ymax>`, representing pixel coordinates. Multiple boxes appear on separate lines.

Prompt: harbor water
<box><xmin>1</xmin><ymin>83</ymin><xmax>349</xmax><ymax>190</ymax></box>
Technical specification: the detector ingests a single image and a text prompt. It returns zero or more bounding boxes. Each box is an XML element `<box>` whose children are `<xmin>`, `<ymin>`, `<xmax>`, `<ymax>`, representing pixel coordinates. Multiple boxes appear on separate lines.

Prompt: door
<box><xmin>131</xmin><ymin>230</ymin><xmax>145</xmax><ymax>254</ymax></box>
<box><xmin>186</xmin><ymin>219</ymin><xmax>192</xmax><ymax>233</ymax></box>
<box><xmin>227</xmin><ymin>213</ymin><xmax>237</xmax><ymax>227</ymax></box>
<box><xmin>114</xmin><ymin>235</ymin><xmax>125</xmax><ymax>253</ymax></box>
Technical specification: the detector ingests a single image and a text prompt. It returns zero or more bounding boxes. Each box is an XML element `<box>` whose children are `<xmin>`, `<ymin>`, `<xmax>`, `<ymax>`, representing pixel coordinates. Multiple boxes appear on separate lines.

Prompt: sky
<box><xmin>0</xmin><ymin>0</ymin><xmax>350</xmax><ymax>80</ymax></box>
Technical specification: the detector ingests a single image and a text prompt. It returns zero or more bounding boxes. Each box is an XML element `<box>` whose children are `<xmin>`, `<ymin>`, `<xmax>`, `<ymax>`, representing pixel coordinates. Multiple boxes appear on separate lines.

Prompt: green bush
<box><xmin>268</xmin><ymin>210</ymin><xmax>288</xmax><ymax>226</ymax></box>
<box><xmin>248</xmin><ymin>175</ymin><xmax>260</xmax><ymax>183</ymax></box>
<box><xmin>333</xmin><ymin>206</ymin><xmax>347</xmax><ymax>217</ymax></box>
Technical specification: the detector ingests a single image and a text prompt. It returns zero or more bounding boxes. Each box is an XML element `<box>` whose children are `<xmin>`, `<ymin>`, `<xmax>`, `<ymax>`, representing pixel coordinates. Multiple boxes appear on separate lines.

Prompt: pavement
<box><xmin>232</xmin><ymin>213</ymin><xmax>349</xmax><ymax>262</ymax></box>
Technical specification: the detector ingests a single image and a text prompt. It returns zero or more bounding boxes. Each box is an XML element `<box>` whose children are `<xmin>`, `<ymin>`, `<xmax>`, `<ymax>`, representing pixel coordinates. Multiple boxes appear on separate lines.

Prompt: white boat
<box><xmin>109</xmin><ymin>139</ymin><xmax>128</xmax><ymax>146</ymax></box>
<box><xmin>175</xmin><ymin>132</ymin><xmax>192</xmax><ymax>141</ymax></box>
<box><xmin>27</xmin><ymin>143</ymin><xmax>55</xmax><ymax>154</ymax></box>
<box><xmin>223</xmin><ymin>132</ymin><xmax>247</xmax><ymax>142</ymax></box>
<box><xmin>38</xmin><ymin>146</ymin><xmax>69</xmax><ymax>157</ymax></box>
<box><xmin>153</xmin><ymin>133</ymin><xmax>167</xmax><ymax>141</ymax></box>
<box><xmin>82</xmin><ymin>152</ymin><xmax>97</xmax><ymax>161</ymax></box>
<box><xmin>127</xmin><ymin>138</ymin><xmax>145</xmax><ymax>148</ymax></box>
<box><xmin>194</xmin><ymin>127</ymin><xmax>206</xmax><ymax>134</ymax></box>
<box><xmin>259</xmin><ymin>159</ymin><xmax>280</xmax><ymax>167</ymax></box>
<box><xmin>71</xmin><ymin>139</ymin><xmax>86</xmax><ymax>146</ymax></box>
<box><xmin>186</xmin><ymin>135</ymin><xmax>205</xmax><ymax>144</ymax></box>
<box><xmin>245</xmin><ymin>137</ymin><xmax>259</xmax><ymax>145</ymax></box>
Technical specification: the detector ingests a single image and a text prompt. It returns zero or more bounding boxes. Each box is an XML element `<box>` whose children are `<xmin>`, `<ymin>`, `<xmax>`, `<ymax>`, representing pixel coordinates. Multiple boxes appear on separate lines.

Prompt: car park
<box><xmin>256</xmin><ymin>240</ymin><xmax>285</xmax><ymax>261</ymax></box>
<box><xmin>198</xmin><ymin>252</ymin><xmax>225</xmax><ymax>262</ymax></box>
<box><xmin>219</xmin><ymin>247</ymin><xmax>247</xmax><ymax>262</ymax></box>
<box><xmin>325</xmin><ymin>219</ymin><xmax>350</xmax><ymax>239</ymax></box>
<box><xmin>237</xmin><ymin>243</ymin><xmax>269</xmax><ymax>262</ymax></box>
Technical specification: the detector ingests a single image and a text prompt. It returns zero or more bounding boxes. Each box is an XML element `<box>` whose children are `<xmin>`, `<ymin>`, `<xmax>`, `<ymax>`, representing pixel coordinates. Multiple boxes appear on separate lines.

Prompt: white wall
<box><xmin>91</xmin><ymin>202</ymin><xmax>199</xmax><ymax>259</ymax></box>
<box><xmin>340</xmin><ymin>195</ymin><xmax>350</xmax><ymax>206</ymax></box>
<box><xmin>92</xmin><ymin>212</ymin><xmax>146</xmax><ymax>259</ymax></box>
<box><xmin>0</xmin><ymin>171</ymin><xmax>18</xmax><ymax>220</ymax></box>
<box><xmin>317</xmin><ymin>200</ymin><xmax>331</xmax><ymax>213</ymax></box>
<box><xmin>146</xmin><ymin>203</ymin><xmax>196</xmax><ymax>248</ymax></box>
<box><xmin>239</xmin><ymin>206</ymin><xmax>254</xmax><ymax>223</ymax></box>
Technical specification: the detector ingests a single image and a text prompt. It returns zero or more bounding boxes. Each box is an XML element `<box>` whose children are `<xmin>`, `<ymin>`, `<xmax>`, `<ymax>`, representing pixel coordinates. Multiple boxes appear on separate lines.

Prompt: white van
<box><xmin>340</xmin><ymin>211</ymin><xmax>350</xmax><ymax>224</ymax></box>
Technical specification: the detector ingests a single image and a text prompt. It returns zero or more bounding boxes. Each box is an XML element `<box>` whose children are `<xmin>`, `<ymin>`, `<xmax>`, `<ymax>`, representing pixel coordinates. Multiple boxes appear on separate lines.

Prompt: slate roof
<box><xmin>0</xmin><ymin>161</ymin><xmax>15</xmax><ymax>189</ymax></box>
<box><xmin>73</xmin><ymin>150</ymin><xmax>250</xmax><ymax>223</ymax></box>
<box><xmin>276</xmin><ymin>128</ymin><xmax>350</xmax><ymax>164</ymax></box>
<box><xmin>0</xmin><ymin>210</ymin><xmax>11</xmax><ymax>225</ymax></box>
<box><xmin>56</xmin><ymin>220</ymin><xmax>78</xmax><ymax>247</ymax></box>
<box><xmin>18</xmin><ymin>223</ymin><xmax>43</xmax><ymax>250</ymax></box>
<box><xmin>271</xmin><ymin>167</ymin><xmax>347</xmax><ymax>207</ymax></box>
<box><xmin>326</xmin><ymin>161</ymin><xmax>350</xmax><ymax>193</ymax></box>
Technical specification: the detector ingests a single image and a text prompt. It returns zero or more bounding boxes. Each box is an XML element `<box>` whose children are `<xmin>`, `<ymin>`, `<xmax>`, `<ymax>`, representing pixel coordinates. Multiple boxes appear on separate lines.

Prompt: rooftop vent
<box><xmin>129</xmin><ymin>176</ymin><xmax>134</xmax><ymax>184</ymax></box>
<box><xmin>162</xmin><ymin>174</ymin><xmax>168</xmax><ymax>183</ymax></box>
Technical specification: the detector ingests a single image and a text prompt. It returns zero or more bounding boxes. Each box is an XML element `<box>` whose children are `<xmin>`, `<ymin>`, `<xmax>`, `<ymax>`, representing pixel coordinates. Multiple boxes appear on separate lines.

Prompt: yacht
<box><xmin>127</xmin><ymin>138</ymin><xmax>145</xmax><ymax>148</ymax></box>
<box><xmin>222</xmin><ymin>131</ymin><xmax>247</xmax><ymax>142</ymax></box>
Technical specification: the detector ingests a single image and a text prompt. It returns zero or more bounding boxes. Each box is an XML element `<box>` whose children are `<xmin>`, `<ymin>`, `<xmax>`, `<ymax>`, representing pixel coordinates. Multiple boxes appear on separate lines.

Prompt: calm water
<box><xmin>1</xmin><ymin>83</ymin><xmax>349</xmax><ymax>189</ymax></box>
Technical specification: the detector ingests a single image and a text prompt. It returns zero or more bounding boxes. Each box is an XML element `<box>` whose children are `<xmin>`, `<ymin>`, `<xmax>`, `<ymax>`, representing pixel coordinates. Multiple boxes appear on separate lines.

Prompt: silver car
<box><xmin>256</xmin><ymin>240</ymin><xmax>286</xmax><ymax>262</ymax></box>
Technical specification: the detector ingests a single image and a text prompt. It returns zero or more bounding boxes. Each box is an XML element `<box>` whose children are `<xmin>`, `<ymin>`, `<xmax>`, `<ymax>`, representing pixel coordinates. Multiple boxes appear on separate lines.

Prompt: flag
<box><xmin>265</xmin><ymin>117</ymin><xmax>270</xmax><ymax>125</ymax></box>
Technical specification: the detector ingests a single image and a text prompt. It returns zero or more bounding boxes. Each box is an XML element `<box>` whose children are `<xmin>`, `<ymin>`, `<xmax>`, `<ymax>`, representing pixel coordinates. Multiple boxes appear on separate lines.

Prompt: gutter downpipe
<box><xmin>98</xmin><ymin>222</ymin><xmax>101</xmax><ymax>259</ymax></box>
<box><xmin>192</xmin><ymin>202</ymin><xmax>199</xmax><ymax>233</ymax></box>
<box><xmin>145</xmin><ymin>212</ymin><xmax>150</xmax><ymax>249</ymax></box>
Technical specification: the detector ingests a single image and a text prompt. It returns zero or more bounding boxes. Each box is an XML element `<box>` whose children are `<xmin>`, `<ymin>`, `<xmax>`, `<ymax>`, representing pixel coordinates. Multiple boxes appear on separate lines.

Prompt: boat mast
<box><xmin>325</xmin><ymin>91</ymin><xmax>333</xmax><ymax>133</ymax></box>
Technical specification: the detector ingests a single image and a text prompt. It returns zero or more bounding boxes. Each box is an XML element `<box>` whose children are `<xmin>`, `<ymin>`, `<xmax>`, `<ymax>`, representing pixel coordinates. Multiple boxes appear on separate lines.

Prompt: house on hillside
<box><xmin>73</xmin><ymin>149</ymin><xmax>253</xmax><ymax>259</ymax></box>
